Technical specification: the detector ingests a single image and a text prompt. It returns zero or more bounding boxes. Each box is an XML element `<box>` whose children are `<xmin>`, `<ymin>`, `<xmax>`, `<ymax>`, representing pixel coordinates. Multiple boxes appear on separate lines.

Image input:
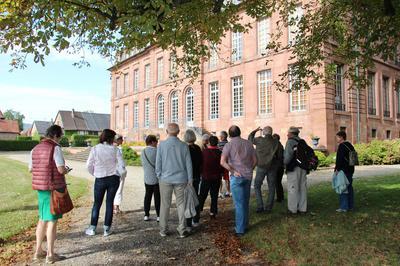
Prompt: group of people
<box><xmin>29</xmin><ymin>122</ymin><xmax>356</xmax><ymax>262</ymax></box>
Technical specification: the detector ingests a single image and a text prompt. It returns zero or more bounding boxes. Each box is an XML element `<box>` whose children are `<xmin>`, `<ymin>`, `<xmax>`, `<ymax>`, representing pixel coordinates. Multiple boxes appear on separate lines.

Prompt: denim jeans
<box><xmin>254</xmin><ymin>166</ymin><xmax>277</xmax><ymax>211</ymax></box>
<box><xmin>339</xmin><ymin>174</ymin><xmax>354</xmax><ymax>210</ymax></box>
<box><xmin>230</xmin><ymin>175</ymin><xmax>251</xmax><ymax>234</ymax></box>
<box><xmin>90</xmin><ymin>175</ymin><xmax>120</xmax><ymax>227</ymax></box>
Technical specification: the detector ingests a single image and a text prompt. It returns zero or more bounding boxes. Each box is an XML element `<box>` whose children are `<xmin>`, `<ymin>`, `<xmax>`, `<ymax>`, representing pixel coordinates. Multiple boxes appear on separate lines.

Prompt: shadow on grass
<box><xmin>0</xmin><ymin>205</ymin><xmax>37</xmax><ymax>215</ymax></box>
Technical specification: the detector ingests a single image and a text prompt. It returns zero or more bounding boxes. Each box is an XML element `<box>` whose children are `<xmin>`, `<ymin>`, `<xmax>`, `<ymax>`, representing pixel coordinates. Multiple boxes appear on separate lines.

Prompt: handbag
<box><xmin>343</xmin><ymin>142</ymin><xmax>359</xmax><ymax>166</ymax></box>
<box><xmin>49</xmin><ymin>145</ymin><xmax>74</xmax><ymax>215</ymax></box>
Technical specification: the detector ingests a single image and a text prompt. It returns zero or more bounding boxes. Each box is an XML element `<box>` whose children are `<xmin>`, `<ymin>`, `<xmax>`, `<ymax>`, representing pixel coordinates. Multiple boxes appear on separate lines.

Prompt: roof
<box><xmin>32</xmin><ymin>121</ymin><xmax>52</xmax><ymax>135</ymax></box>
<box><xmin>0</xmin><ymin>110</ymin><xmax>4</xmax><ymax>119</ymax></box>
<box><xmin>0</xmin><ymin>119</ymin><xmax>19</xmax><ymax>134</ymax></box>
<box><xmin>56</xmin><ymin>110</ymin><xmax>110</xmax><ymax>132</ymax></box>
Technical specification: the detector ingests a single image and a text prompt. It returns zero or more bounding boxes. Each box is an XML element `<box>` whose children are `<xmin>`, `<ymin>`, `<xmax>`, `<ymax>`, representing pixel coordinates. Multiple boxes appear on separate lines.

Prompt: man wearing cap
<box><xmin>284</xmin><ymin>127</ymin><xmax>308</xmax><ymax>215</ymax></box>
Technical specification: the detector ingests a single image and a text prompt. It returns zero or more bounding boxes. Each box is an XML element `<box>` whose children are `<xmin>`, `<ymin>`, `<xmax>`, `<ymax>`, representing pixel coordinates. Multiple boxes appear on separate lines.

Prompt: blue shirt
<box><xmin>156</xmin><ymin>136</ymin><xmax>193</xmax><ymax>184</ymax></box>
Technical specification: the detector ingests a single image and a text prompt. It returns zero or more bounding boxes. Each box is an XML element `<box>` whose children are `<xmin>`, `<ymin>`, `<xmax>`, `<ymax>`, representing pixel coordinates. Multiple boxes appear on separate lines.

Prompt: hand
<box><xmin>187</xmin><ymin>180</ymin><xmax>193</xmax><ymax>186</ymax></box>
<box><xmin>233</xmin><ymin>171</ymin><xmax>242</xmax><ymax>177</ymax></box>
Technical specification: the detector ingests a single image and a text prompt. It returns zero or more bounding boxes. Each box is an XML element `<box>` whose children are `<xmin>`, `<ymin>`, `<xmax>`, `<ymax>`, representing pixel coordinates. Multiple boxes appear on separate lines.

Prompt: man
<box><xmin>113</xmin><ymin>135</ymin><xmax>127</xmax><ymax>214</ymax></box>
<box><xmin>272</xmin><ymin>134</ymin><xmax>285</xmax><ymax>203</ymax></box>
<box><xmin>221</xmin><ymin>126</ymin><xmax>257</xmax><ymax>236</ymax></box>
<box><xmin>218</xmin><ymin>131</ymin><xmax>230</xmax><ymax>198</ymax></box>
<box><xmin>284</xmin><ymin>126</ymin><xmax>308</xmax><ymax>215</ymax></box>
<box><xmin>156</xmin><ymin>123</ymin><xmax>193</xmax><ymax>238</ymax></box>
<box><xmin>249</xmin><ymin>126</ymin><xmax>283</xmax><ymax>213</ymax></box>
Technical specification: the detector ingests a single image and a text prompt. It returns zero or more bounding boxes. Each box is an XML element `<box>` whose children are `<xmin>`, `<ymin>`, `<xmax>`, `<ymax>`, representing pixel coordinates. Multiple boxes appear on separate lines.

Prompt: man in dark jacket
<box><xmin>334</xmin><ymin>131</ymin><xmax>355</xmax><ymax>212</ymax></box>
<box><xmin>249</xmin><ymin>126</ymin><xmax>282</xmax><ymax>212</ymax></box>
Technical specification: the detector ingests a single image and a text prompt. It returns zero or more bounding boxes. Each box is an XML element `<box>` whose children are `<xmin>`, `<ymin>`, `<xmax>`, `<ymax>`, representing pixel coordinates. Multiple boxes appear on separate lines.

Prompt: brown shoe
<box><xmin>32</xmin><ymin>250</ymin><xmax>46</xmax><ymax>262</ymax></box>
<box><xmin>46</xmin><ymin>254</ymin><xmax>66</xmax><ymax>264</ymax></box>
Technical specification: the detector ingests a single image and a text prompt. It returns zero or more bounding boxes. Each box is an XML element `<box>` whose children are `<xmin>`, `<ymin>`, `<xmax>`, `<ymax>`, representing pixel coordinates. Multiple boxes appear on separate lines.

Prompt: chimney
<box><xmin>72</xmin><ymin>109</ymin><xmax>75</xmax><ymax>119</ymax></box>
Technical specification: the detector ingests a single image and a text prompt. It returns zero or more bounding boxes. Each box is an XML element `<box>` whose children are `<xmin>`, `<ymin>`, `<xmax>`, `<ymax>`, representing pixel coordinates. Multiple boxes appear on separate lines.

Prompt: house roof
<box><xmin>0</xmin><ymin>119</ymin><xmax>19</xmax><ymax>134</ymax></box>
<box><xmin>56</xmin><ymin>110</ymin><xmax>110</xmax><ymax>132</ymax></box>
<box><xmin>32</xmin><ymin>121</ymin><xmax>52</xmax><ymax>135</ymax></box>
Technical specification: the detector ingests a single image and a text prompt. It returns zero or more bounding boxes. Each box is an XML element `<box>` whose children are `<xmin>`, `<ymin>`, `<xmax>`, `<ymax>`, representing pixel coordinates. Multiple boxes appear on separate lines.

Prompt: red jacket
<box><xmin>31</xmin><ymin>139</ymin><xmax>66</xmax><ymax>191</ymax></box>
<box><xmin>201</xmin><ymin>147</ymin><xmax>224</xmax><ymax>181</ymax></box>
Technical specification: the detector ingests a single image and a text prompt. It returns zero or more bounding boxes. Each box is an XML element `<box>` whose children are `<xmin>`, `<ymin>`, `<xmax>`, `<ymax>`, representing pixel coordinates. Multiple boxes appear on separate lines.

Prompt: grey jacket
<box><xmin>141</xmin><ymin>146</ymin><xmax>158</xmax><ymax>185</ymax></box>
<box><xmin>156</xmin><ymin>136</ymin><xmax>193</xmax><ymax>184</ymax></box>
<box><xmin>284</xmin><ymin>136</ymin><xmax>301</xmax><ymax>166</ymax></box>
<box><xmin>248</xmin><ymin>132</ymin><xmax>280</xmax><ymax>169</ymax></box>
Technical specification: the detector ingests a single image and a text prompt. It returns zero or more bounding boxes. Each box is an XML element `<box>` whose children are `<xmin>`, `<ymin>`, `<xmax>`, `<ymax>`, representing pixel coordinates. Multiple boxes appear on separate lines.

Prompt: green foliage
<box><xmin>314</xmin><ymin>151</ymin><xmax>336</xmax><ymax>167</ymax></box>
<box><xmin>0</xmin><ymin>140</ymin><xmax>39</xmax><ymax>151</ymax></box>
<box><xmin>32</xmin><ymin>132</ymin><xmax>41</xmax><ymax>141</ymax></box>
<box><xmin>355</xmin><ymin>139</ymin><xmax>400</xmax><ymax>165</ymax></box>
<box><xmin>88</xmin><ymin>138</ymin><xmax>100</xmax><ymax>146</ymax></box>
<box><xmin>121</xmin><ymin>145</ymin><xmax>141</xmax><ymax>166</ymax></box>
<box><xmin>59</xmin><ymin>136</ymin><xmax>69</xmax><ymax>147</ymax></box>
<box><xmin>2</xmin><ymin>109</ymin><xmax>24</xmax><ymax>131</ymax></box>
<box><xmin>16</xmin><ymin>136</ymin><xmax>32</xmax><ymax>141</ymax></box>
<box><xmin>71</xmin><ymin>134</ymin><xmax>86</xmax><ymax>147</ymax></box>
<box><xmin>125</xmin><ymin>141</ymin><xmax>146</xmax><ymax>147</ymax></box>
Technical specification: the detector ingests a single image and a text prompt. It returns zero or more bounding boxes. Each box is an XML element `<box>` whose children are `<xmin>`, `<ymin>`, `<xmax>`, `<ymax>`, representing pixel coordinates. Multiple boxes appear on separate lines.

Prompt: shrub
<box><xmin>16</xmin><ymin>136</ymin><xmax>32</xmax><ymax>141</ymax></box>
<box><xmin>88</xmin><ymin>138</ymin><xmax>99</xmax><ymax>146</ymax></box>
<box><xmin>354</xmin><ymin>139</ymin><xmax>400</xmax><ymax>165</ymax></box>
<box><xmin>0</xmin><ymin>140</ymin><xmax>39</xmax><ymax>151</ymax></box>
<box><xmin>32</xmin><ymin>133</ymin><xmax>41</xmax><ymax>141</ymax></box>
<box><xmin>59</xmin><ymin>136</ymin><xmax>69</xmax><ymax>147</ymax></box>
<box><xmin>71</xmin><ymin>134</ymin><xmax>86</xmax><ymax>147</ymax></box>
<box><xmin>314</xmin><ymin>151</ymin><xmax>336</xmax><ymax>167</ymax></box>
<box><xmin>125</xmin><ymin>141</ymin><xmax>146</xmax><ymax>147</ymax></box>
<box><xmin>83</xmin><ymin>135</ymin><xmax>99</xmax><ymax>140</ymax></box>
<box><xmin>121</xmin><ymin>145</ymin><xmax>142</xmax><ymax>166</ymax></box>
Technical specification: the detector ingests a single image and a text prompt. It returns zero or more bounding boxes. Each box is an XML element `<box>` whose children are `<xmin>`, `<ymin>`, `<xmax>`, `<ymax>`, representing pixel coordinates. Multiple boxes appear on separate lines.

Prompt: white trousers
<box><xmin>286</xmin><ymin>167</ymin><xmax>307</xmax><ymax>213</ymax></box>
<box><xmin>113</xmin><ymin>177</ymin><xmax>125</xmax><ymax>206</ymax></box>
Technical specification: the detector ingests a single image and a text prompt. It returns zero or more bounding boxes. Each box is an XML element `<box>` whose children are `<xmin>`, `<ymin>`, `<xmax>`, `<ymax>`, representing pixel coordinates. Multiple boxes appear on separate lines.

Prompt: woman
<box><xmin>141</xmin><ymin>135</ymin><xmax>160</xmax><ymax>221</ymax></box>
<box><xmin>184</xmin><ymin>129</ymin><xmax>202</xmax><ymax>227</ymax></box>
<box><xmin>334</xmin><ymin>131</ymin><xmax>355</xmax><ymax>212</ymax></box>
<box><xmin>30</xmin><ymin>125</ymin><xmax>70</xmax><ymax>264</ymax></box>
<box><xmin>198</xmin><ymin>136</ymin><xmax>224</xmax><ymax>219</ymax></box>
<box><xmin>201</xmin><ymin>133</ymin><xmax>210</xmax><ymax>150</ymax></box>
<box><xmin>85</xmin><ymin>129</ymin><xmax>126</xmax><ymax>236</ymax></box>
<box><xmin>113</xmin><ymin>135</ymin><xmax>127</xmax><ymax>214</ymax></box>
<box><xmin>218</xmin><ymin>131</ymin><xmax>230</xmax><ymax>198</ymax></box>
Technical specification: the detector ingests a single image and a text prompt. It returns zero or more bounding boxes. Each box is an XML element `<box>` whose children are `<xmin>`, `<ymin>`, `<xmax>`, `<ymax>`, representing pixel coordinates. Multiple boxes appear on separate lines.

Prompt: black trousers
<box><xmin>198</xmin><ymin>179</ymin><xmax>221</xmax><ymax>216</ymax></box>
<box><xmin>144</xmin><ymin>183</ymin><xmax>160</xmax><ymax>217</ymax></box>
<box><xmin>187</xmin><ymin>179</ymin><xmax>200</xmax><ymax>226</ymax></box>
<box><xmin>90</xmin><ymin>175</ymin><xmax>120</xmax><ymax>227</ymax></box>
<box><xmin>276</xmin><ymin>166</ymin><xmax>284</xmax><ymax>201</ymax></box>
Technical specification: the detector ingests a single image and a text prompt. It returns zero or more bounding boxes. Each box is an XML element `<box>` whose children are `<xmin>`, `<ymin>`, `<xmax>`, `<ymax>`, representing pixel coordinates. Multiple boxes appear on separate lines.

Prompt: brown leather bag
<box><xmin>49</xmin><ymin>145</ymin><xmax>74</xmax><ymax>215</ymax></box>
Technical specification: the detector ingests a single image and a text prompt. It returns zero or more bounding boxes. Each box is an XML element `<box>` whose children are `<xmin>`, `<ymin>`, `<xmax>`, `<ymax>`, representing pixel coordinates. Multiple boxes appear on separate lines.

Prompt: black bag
<box><xmin>292</xmin><ymin>139</ymin><xmax>319</xmax><ymax>172</ymax></box>
<box><xmin>343</xmin><ymin>142</ymin><xmax>359</xmax><ymax>166</ymax></box>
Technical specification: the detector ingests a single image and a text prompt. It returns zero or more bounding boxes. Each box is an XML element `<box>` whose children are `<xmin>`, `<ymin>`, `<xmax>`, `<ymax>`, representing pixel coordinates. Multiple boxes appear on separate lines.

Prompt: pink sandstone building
<box><xmin>109</xmin><ymin>8</ymin><xmax>400</xmax><ymax>152</ymax></box>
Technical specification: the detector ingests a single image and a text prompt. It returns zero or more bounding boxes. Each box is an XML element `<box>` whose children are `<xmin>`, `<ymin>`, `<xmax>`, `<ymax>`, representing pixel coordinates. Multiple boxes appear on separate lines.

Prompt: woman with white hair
<box><xmin>184</xmin><ymin>129</ymin><xmax>202</xmax><ymax>228</ymax></box>
<box><xmin>201</xmin><ymin>134</ymin><xmax>210</xmax><ymax>150</ymax></box>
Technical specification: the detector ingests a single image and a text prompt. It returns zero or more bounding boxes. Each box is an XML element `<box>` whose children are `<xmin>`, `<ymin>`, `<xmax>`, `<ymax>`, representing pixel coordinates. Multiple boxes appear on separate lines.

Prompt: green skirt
<box><xmin>37</xmin><ymin>190</ymin><xmax>62</xmax><ymax>221</ymax></box>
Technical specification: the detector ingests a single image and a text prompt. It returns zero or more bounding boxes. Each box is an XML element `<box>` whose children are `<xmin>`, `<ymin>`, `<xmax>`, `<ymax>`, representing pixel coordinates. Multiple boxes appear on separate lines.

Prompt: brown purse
<box><xmin>49</xmin><ymin>145</ymin><xmax>74</xmax><ymax>215</ymax></box>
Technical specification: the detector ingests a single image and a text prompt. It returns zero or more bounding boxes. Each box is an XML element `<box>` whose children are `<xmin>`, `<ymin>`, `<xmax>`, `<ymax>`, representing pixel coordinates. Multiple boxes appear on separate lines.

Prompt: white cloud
<box><xmin>48</xmin><ymin>48</ymin><xmax>113</xmax><ymax>67</ymax></box>
<box><xmin>0</xmin><ymin>84</ymin><xmax>110</xmax><ymax>123</ymax></box>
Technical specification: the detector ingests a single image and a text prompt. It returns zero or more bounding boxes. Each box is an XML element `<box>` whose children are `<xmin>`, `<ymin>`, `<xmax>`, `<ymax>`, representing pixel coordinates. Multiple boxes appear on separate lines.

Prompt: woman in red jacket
<box><xmin>198</xmin><ymin>136</ymin><xmax>225</xmax><ymax>220</ymax></box>
<box><xmin>30</xmin><ymin>125</ymin><xmax>71</xmax><ymax>264</ymax></box>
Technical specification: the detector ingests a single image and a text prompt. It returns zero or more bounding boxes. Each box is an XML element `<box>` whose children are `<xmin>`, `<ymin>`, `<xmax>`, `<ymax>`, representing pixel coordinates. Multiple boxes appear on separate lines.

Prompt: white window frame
<box><xmin>145</xmin><ymin>64</ymin><xmax>151</xmax><ymax>89</ymax></box>
<box><xmin>133</xmin><ymin>69</ymin><xmax>139</xmax><ymax>92</ymax></box>
<box><xmin>115</xmin><ymin>77</ymin><xmax>120</xmax><ymax>98</ymax></box>
<box><xmin>288</xmin><ymin>6</ymin><xmax>303</xmax><ymax>45</ymax></box>
<box><xmin>289</xmin><ymin>67</ymin><xmax>306</xmax><ymax>112</ymax></box>
<box><xmin>123</xmin><ymin>104</ymin><xmax>128</xmax><ymax>129</ymax></box>
<box><xmin>169</xmin><ymin>53</ymin><xmax>177</xmax><ymax>79</ymax></box>
<box><xmin>144</xmin><ymin>99</ymin><xmax>150</xmax><ymax>128</ymax></box>
<box><xmin>367</xmin><ymin>73</ymin><xmax>376</xmax><ymax>115</ymax></box>
<box><xmin>257</xmin><ymin>18</ymin><xmax>270</xmax><ymax>55</ymax></box>
<box><xmin>157</xmin><ymin>95</ymin><xmax>165</xmax><ymax>128</ymax></box>
<box><xmin>209</xmin><ymin>82</ymin><xmax>219</xmax><ymax>120</ymax></box>
<box><xmin>209</xmin><ymin>44</ymin><xmax>218</xmax><ymax>70</ymax></box>
<box><xmin>157</xmin><ymin>57</ymin><xmax>163</xmax><ymax>84</ymax></box>
<box><xmin>186</xmin><ymin>88</ymin><xmax>194</xmax><ymax>125</ymax></box>
<box><xmin>171</xmin><ymin>91</ymin><xmax>179</xmax><ymax>123</ymax></box>
<box><xmin>115</xmin><ymin>106</ymin><xmax>120</xmax><ymax>129</ymax></box>
<box><xmin>335</xmin><ymin>64</ymin><xmax>345</xmax><ymax>111</ymax></box>
<box><xmin>133</xmin><ymin>102</ymin><xmax>139</xmax><ymax>129</ymax></box>
<box><xmin>231</xmin><ymin>31</ymin><xmax>243</xmax><ymax>62</ymax></box>
<box><xmin>232</xmin><ymin>76</ymin><xmax>244</xmax><ymax>117</ymax></box>
<box><xmin>123</xmin><ymin>73</ymin><xmax>129</xmax><ymax>95</ymax></box>
<box><xmin>258</xmin><ymin>70</ymin><xmax>272</xmax><ymax>115</ymax></box>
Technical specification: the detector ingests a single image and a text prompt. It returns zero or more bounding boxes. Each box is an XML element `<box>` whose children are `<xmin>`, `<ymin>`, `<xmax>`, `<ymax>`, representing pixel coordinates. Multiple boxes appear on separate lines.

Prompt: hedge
<box><xmin>0</xmin><ymin>140</ymin><xmax>39</xmax><ymax>151</ymax></box>
<box><xmin>16</xmin><ymin>136</ymin><xmax>32</xmax><ymax>141</ymax></box>
<box><xmin>355</xmin><ymin>139</ymin><xmax>400</xmax><ymax>165</ymax></box>
<box><xmin>121</xmin><ymin>145</ymin><xmax>141</xmax><ymax>166</ymax></box>
<box><xmin>71</xmin><ymin>134</ymin><xmax>86</xmax><ymax>147</ymax></box>
<box><xmin>59</xmin><ymin>136</ymin><xmax>69</xmax><ymax>147</ymax></box>
<box><xmin>315</xmin><ymin>151</ymin><xmax>336</xmax><ymax>167</ymax></box>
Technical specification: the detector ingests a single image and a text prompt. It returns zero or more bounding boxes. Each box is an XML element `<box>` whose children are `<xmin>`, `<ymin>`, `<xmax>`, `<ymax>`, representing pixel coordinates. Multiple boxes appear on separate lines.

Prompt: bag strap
<box><xmin>143</xmin><ymin>149</ymin><xmax>155</xmax><ymax>169</ymax></box>
<box><xmin>342</xmin><ymin>142</ymin><xmax>353</xmax><ymax>152</ymax></box>
<box><xmin>49</xmin><ymin>144</ymin><xmax>56</xmax><ymax>190</ymax></box>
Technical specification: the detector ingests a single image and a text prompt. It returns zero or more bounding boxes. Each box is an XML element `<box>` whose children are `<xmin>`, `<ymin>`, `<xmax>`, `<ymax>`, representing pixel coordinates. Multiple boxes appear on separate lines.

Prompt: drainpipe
<box><xmin>355</xmin><ymin>56</ymin><xmax>361</xmax><ymax>143</ymax></box>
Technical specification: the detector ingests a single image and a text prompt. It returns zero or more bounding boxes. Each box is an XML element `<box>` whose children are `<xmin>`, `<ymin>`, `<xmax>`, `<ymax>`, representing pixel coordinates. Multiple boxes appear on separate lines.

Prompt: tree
<box><xmin>3</xmin><ymin>109</ymin><xmax>25</xmax><ymax>131</ymax></box>
<box><xmin>1</xmin><ymin>0</ymin><xmax>399</xmax><ymax>91</ymax></box>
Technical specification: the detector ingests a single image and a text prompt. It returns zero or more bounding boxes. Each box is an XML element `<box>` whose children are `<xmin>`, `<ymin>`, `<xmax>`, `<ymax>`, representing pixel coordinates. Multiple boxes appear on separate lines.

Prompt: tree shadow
<box><xmin>0</xmin><ymin>205</ymin><xmax>37</xmax><ymax>214</ymax></box>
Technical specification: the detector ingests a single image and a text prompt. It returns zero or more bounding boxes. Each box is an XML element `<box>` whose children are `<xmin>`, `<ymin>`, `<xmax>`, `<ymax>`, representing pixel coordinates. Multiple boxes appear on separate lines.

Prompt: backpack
<box><xmin>343</xmin><ymin>142</ymin><xmax>359</xmax><ymax>166</ymax></box>
<box><xmin>293</xmin><ymin>139</ymin><xmax>319</xmax><ymax>172</ymax></box>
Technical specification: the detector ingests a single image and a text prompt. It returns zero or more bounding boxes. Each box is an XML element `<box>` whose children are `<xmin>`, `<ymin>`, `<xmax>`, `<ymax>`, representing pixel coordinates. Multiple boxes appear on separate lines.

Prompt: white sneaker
<box><xmin>156</xmin><ymin>217</ymin><xmax>160</xmax><ymax>222</ymax></box>
<box><xmin>144</xmin><ymin>216</ymin><xmax>150</xmax><ymax>221</ymax></box>
<box><xmin>103</xmin><ymin>226</ymin><xmax>112</xmax><ymax>237</ymax></box>
<box><xmin>336</xmin><ymin>208</ymin><xmax>347</xmax><ymax>213</ymax></box>
<box><xmin>192</xmin><ymin>222</ymin><xmax>200</xmax><ymax>228</ymax></box>
<box><xmin>85</xmin><ymin>226</ymin><xmax>96</xmax><ymax>236</ymax></box>
<box><xmin>160</xmin><ymin>232</ymin><xmax>167</xmax><ymax>237</ymax></box>
<box><xmin>219</xmin><ymin>193</ymin><xmax>224</xmax><ymax>199</ymax></box>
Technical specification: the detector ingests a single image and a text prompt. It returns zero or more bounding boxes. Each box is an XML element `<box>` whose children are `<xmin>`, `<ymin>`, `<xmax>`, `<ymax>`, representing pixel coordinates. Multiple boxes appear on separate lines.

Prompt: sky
<box><xmin>0</xmin><ymin>51</ymin><xmax>112</xmax><ymax>124</ymax></box>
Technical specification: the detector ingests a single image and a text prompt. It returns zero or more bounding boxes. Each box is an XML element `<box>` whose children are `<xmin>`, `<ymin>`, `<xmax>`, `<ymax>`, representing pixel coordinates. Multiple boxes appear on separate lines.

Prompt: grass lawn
<box><xmin>244</xmin><ymin>175</ymin><xmax>400</xmax><ymax>265</ymax></box>
<box><xmin>0</xmin><ymin>156</ymin><xmax>89</xmax><ymax>241</ymax></box>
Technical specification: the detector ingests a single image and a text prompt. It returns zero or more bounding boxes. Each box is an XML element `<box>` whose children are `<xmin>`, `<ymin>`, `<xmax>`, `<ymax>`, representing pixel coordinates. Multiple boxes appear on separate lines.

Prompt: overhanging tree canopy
<box><xmin>1</xmin><ymin>0</ymin><xmax>399</xmax><ymax>91</ymax></box>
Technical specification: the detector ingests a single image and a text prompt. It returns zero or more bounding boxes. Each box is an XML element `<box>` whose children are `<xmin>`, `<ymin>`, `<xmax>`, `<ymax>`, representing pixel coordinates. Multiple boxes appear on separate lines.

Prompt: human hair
<box><xmin>166</xmin><ymin>123</ymin><xmax>180</xmax><ymax>136</ymax></box>
<box><xmin>99</xmin><ymin>129</ymin><xmax>116</xmax><ymax>145</ymax></box>
<box><xmin>145</xmin><ymin>135</ymin><xmax>158</xmax><ymax>145</ymax></box>
<box><xmin>228</xmin><ymin>125</ymin><xmax>241</xmax><ymax>138</ymax></box>
<box><xmin>272</xmin><ymin>133</ymin><xmax>280</xmax><ymax>141</ymax></box>
<box><xmin>209</xmin><ymin>136</ymin><xmax>219</xmax><ymax>146</ymax></box>
<box><xmin>262</xmin><ymin>126</ymin><xmax>273</xmax><ymax>136</ymax></box>
<box><xmin>219</xmin><ymin>131</ymin><xmax>228</xmax><ymax>140</ymax></box>
<box><xmin>184</xmin><ymin>129</ymin><xmax>196</xmax><ymax>143</ymax></box>
<box><xmin>202</xmin><ymin>134</ymin><xmax>210</xmax><ymax>141</ymax></box>
<box><xmin>336</xmin><ymin>131</ymin><xmax>347</xmax><ymax>140</ymax></box>
<box><xmin>45</xmin><ymin>125</ymin><xmax>63</xmax><ymax>139</ymax></box>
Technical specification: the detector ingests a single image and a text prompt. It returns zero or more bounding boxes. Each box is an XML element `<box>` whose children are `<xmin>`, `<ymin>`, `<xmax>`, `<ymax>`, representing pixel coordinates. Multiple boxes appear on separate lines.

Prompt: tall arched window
<box><xmin>186</xmin><ymin>88</ymin><xmax>194</xmax><ymax>125</ymax></box>
<box><xmin>171</xmin><ymin>91</ymin><xmax>179</xmax><ymax>123</ymax></box>
<box><xmin>157</xmin><ymin>95</ymin><xmax>165</xmax><ymax>128</ymax></box>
